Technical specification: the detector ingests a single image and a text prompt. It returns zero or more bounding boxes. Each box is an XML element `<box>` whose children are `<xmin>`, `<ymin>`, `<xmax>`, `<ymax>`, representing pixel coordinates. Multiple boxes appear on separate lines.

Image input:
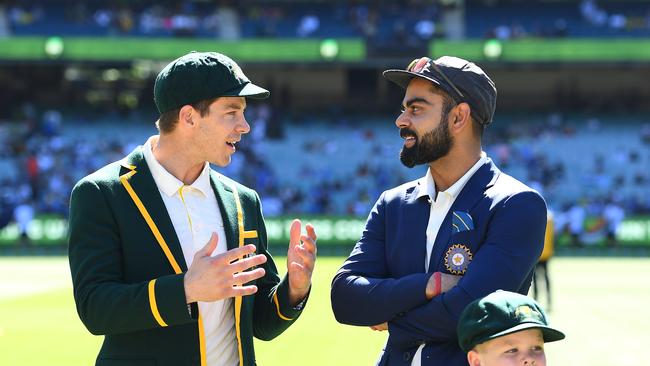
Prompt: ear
<box><xmin>449</xmin><ymin>102</ymin><xmax>471</xmax><ymax>134</ymax></box>
<box><xmin>177</xmin><ymin>105</ymin><xmax>196</xmax><ymax>129</ymax></box>
<box><xmin>467</xmin><ymin>350</ymin><xmax>482</xmax><ymax>366</ymax></box>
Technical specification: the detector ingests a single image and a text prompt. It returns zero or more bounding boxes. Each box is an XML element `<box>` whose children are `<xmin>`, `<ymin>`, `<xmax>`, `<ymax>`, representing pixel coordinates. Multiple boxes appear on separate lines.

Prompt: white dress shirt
<box><xmin>143</xmin><ymin>136</ymin><xmax>238</xmax><ymax>366</ymax></box>
<box><xmin>411</xmin><ymin>153</ymin><xmax>487</xmax><ymax>366</ymax></box>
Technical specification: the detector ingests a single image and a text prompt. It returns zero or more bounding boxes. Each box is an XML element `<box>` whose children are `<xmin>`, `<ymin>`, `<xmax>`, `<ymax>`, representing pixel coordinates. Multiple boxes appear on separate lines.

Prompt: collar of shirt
<box><xmin>142</xmin><ymin>135</ymin><xmax>212</xmax><ymax>197</ymax></box>
<box><xmin>416</xmin><ymin>152</ymin><xmax>488</xmax><ymax>202</ymax></box>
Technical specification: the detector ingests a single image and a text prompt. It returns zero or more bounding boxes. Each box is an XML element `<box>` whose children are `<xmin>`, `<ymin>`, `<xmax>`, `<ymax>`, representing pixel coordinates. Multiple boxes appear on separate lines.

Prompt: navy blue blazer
<box><xmin>331</xmin><ymin>159</ymin><xmax>547</xmax><ymax>366</ymax></box>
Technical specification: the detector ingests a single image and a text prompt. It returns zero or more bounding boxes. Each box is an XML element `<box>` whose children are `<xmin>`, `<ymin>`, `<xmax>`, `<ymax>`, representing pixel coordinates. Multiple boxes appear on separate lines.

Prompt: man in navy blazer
<box><xmin>331</xmin><ymin>56</ymin><xmax>547</xmax><ymax>366</ymax></box>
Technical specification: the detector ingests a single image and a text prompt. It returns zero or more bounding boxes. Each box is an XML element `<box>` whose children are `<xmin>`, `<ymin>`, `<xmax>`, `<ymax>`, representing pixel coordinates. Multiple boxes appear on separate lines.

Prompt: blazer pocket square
<box><xmin>452</xmin><ymin>211</ymin><xmax>474</xmax><ymax>233</ymax></box>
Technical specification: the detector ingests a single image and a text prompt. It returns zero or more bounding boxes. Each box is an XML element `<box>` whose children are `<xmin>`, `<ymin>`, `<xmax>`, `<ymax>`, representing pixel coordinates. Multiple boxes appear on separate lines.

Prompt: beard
<box><xmin>400</xmin><ymin>119</ymin><xmax>454</xmax><ymax>168</ymax></box>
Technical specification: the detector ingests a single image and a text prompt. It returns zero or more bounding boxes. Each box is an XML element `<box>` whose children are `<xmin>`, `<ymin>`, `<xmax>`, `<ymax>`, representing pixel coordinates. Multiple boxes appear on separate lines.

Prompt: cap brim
<box><xmin>224</xmin><ymin>82</ymin><xmax>270</xmax><ymax>99</ymax></box>
<box><xmin>489</xmin><ymin>323</ymin><xmax>566</xmax><ymax>344</ymax></box>
<box><xmin>383</xmin><ymin>69</ymin><xmax>446</xmax><ymax>90</ymax></box>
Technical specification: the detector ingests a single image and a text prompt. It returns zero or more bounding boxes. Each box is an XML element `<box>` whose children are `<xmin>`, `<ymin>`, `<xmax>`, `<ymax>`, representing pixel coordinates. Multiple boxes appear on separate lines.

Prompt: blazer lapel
<box><xmin>429</xmin><ymin>159</ymin><xmax>501</xmax><ymax>271</ymax></box>
<box><xmin>210</xmin><ymin>171</ymin><xmax>239</xmax><ymax>251</ymax></box>
<box><xmin>119</xmin><ymin>147</ymin><xmax>188</xmax><ymax>272</ymax></box>
<box><xmin>404</xmin><ymin>182</ymin><xmax>430</xmax><ymax>273</ymax></box>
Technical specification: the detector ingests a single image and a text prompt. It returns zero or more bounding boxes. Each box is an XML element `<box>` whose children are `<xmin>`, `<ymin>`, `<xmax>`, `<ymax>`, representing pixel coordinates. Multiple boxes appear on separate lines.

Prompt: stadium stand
<box><xmin>3</xmin><ymin>0</ymin><xmax>650</xmax><ymax>39</ymax></box>
<box><xmin>2</xmin><ymin>108</ymin><xmax>648</xmax><ymax>226</ymax></box>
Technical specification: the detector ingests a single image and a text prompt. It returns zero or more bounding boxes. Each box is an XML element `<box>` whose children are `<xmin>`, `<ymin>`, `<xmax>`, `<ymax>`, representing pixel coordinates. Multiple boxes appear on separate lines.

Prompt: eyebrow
<box><xmin>403</xmin><ymin>97</ymin><xmax>433</xmax><ymax>108</ymax></box>
<box><xmin>224</xmin><ymin>102</ymin><xmax>245</xmax><ymax>110</ymax></box>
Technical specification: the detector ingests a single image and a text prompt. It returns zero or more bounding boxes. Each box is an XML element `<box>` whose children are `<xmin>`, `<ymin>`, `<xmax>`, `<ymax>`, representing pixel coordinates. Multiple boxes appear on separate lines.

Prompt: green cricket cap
<box><xmin>154</xmin><ymin>51</ymin><xmax>269</xmax><ymax>114</ymax></box>
<box><xmin>457</xmin><ymin>290</ymin><xmax>565</xmax><ymax>352</ymax></box>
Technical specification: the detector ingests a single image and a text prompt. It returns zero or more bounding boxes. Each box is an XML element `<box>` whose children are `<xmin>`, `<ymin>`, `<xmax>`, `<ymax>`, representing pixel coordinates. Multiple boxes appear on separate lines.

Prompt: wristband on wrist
<box><xmin>433</xmin><ymin>272</ymin><xmax>442</xmax><ymax>297</ymax></box>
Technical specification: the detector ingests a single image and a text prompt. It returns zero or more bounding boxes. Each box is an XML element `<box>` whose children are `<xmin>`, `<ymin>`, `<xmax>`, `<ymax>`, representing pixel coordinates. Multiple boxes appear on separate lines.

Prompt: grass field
<box><xmin>1</xmin><ymin>256</ymin><xmax>648</xmax><ymax>365</ymax></box>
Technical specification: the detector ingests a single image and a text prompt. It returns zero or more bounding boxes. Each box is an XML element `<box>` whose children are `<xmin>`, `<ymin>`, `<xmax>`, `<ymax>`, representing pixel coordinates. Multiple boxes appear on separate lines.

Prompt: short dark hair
<box><xmin>156</xmin><ymin>98</ymin><xmax>217</xmax><ymax>134</ymax></box>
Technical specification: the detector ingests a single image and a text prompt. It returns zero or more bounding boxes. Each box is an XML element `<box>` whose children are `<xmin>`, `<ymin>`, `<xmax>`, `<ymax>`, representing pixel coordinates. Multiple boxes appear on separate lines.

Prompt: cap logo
<box><xmin>515</xmin><ymin>305</ymin><xmax>542</xmax><ymax>321</ymax></box>
<box><xmin>408</xmin><ymin>57</ymin><xmax>432</xmax><ymax>74</ymax></box>
<box><xmin>445</xmin><ymin>244</ymin><xmax>473</xmax><ymax>274</ymax></box>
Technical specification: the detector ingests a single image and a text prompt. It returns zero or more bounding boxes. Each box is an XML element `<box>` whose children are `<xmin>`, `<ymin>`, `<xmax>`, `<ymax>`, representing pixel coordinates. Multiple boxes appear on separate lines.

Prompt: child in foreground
<box><xmin>457</xmin><ymin>290</ymin><xmax>565</xmax><ymax>366</ymax></box>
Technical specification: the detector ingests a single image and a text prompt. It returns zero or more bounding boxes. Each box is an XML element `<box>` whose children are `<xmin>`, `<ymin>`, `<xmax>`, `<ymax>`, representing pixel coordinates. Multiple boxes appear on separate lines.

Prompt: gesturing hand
<box><xmin>286</xmin><ymin>219</ymin><xmax>317</xmax><ymax>306</ymax></box>
<box><xmin>184</xmin><ymin>233</ymin><xmax>268</xmax><ymax>303</ymax></box>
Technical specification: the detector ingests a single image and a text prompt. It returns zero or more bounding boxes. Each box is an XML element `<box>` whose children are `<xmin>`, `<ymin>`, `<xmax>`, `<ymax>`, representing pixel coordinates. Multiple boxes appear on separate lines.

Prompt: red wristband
<box><xmin>433</xmin><ymin>272</ymin><xmax>442</xmax><ymax>297</ymax></box>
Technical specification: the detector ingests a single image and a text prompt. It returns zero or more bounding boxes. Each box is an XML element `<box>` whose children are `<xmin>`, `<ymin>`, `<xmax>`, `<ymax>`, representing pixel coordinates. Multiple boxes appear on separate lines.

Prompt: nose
<box><xmin>522</xmin><ymin>356</ymin><xmax>535</xmax><ymax>365</ymax></box>
<box><xmin>238</xmin><ymin>116</ymin><xmax>251</xmax><ymax>134</ymax></box>
<box><xmin>395</xmin><ymin>111</ymin><xmax>410</xmax><ymax>129</ymax></box>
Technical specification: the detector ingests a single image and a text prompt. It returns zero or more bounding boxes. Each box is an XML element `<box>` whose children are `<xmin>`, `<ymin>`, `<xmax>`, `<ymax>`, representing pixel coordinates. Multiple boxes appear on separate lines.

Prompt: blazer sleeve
<box><xmin>250</xmin><ymin>192</ymin><xmax>306</xmax><ymax>341</ymax></box>
<box><xmin>68</xmin><ymin>179</ymin><xmax>195</xmax><ymax>336</ymax></box>
<box><xmin>387</xmin><ymin>191</ymin><xmax>547</xmax><ymax>348</ymax></box>
<box><xmin>331</xmin><ymin>192</ymin><xmax>431</xmax><ymax>326</ymax></box>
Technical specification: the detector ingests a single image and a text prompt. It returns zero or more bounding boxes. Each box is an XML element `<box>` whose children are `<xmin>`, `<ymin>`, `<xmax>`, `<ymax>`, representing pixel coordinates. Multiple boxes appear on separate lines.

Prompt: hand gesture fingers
<box><xmin>217</xmin><ymin>244</ymin><xmax>258</xmax><ymax>263</ymax></box>
<box><xmin>289</xmin><ymin>219</ymin><xmax>302</xmax><ymax>246</ymax></box>
<box><xmin>227</xmin><ymin>253</ymin><xmax>267</xmax><ymax>273</ymax></box>
<box><xmin>232</xmin><ymin>267</ymin><xmax>266</xmax><ymax>286</ymax></box>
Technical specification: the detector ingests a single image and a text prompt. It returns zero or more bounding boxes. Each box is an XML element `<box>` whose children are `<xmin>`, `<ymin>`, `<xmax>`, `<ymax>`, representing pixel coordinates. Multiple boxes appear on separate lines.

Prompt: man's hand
<box><xmin>184</xmin><ymin>233</ymin><xmax>268</xmax><ymax>303</ymax></box>
<box><xmin>425</xmin><ymin>272</ymin><xmax>462</xmax><ymax>300</ymax></box>
<box><xmin>370</xmin><ymin>322</ymin><xmax>388</xmax><ymax>331</ymax></box>
<box><xmin>286</xmin><ymin>219</ymin><xmax>317</xmax><ymax>306</ymax></box>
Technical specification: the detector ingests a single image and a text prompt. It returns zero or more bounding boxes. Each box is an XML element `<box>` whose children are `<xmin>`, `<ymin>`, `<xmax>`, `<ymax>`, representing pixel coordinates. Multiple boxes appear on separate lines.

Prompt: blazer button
<box><xmin>403</xmin><ymin>351</ymin><xmax>411</xmax><ymax>361</ymax></box>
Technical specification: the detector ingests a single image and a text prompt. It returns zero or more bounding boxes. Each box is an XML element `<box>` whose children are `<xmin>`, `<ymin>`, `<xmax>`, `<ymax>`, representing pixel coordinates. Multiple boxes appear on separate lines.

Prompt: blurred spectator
<box><xmin>532</xmin><ymin>210</ymin><xmax>555</xmax><ymax>311</ymax></box>
<box><xmin>170</xmin><ymin>3</ymin><xmax>199</xmax><ymax>37</ymax></box>
<box><xmin>580</xmin><ymin>0</ymin><xmax>608</xmax><ymax>26</ymax></box>
<box><xmin>9</xmin><ymin>3</ymin><xmax>44</xmax><ymax>26</ymax></box>
<box><xmin>414</xmin><ymin>17</ymin><xmax>435</xmax><ymax>40</ymax></box>
<box><xmin>603</xmin><ymin>197</ymin><xmax>625</xmax><ymax>246</ymax></box>
<box><xmin>116</xmin><ymin>6</ymin><xmax>135</xmax><ymax>33</ymax></box>
<box><xmin>93</xmin><ymin>8</ymin><xmax>113</xmax><ymax>28</ymax></box>
<box><xmin>204</xmin><ymin>2</ymin><xmax>241</xmax><ymax>40</ymax></box>
<box><xmin>296</xmin><ymin>14</ymin><xmax>320</xmax><ymax>37</ymax></box>
<box><xmin>14</xmin><ymin>200</ymin><xmax>34</xmax><ymax>245</ymax></box>
<box><xmin>567</xmin><ymin>201</ymin><xmax>586</xmax><ymax>247</ymax></box>
<box><xmin>0</xmin><ymin>4</ymin><xmax>10</xmax><ymax>37</ymax></box>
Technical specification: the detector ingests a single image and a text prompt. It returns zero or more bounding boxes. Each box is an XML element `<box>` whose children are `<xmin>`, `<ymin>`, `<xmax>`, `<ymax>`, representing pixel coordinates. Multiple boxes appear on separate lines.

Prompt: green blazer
<box><xmin>68</xmin><ymin>147</ymin><xmax>304</xmax><ymax>366</ymax></box>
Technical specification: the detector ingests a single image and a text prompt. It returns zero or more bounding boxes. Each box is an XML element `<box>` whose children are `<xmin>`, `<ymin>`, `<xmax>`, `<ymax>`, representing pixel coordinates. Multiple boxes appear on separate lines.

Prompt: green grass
<box><xmin>1</xmin><ymin>257</ymin><xmax>649</xmax><ymax>365</ymax></box>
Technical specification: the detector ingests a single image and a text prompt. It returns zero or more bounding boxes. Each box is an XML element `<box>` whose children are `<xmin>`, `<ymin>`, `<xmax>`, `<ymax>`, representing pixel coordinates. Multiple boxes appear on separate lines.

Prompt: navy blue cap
<box><xmin>383</xmin><ymin>56</ymin><xmax>497</xmax><ymax>126</ymax></box>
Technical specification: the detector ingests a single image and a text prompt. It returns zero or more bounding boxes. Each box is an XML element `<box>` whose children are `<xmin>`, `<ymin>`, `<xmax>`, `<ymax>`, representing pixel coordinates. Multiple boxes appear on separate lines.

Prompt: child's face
<box><xmin>467</xmin><ymin>328</ymin><xmax>546</xmax><ymax>366</ymax></box>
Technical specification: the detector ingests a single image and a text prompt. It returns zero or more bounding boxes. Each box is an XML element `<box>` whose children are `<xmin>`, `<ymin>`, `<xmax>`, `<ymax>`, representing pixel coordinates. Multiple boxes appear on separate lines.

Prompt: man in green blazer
<box><xmin>68</xmin><ymin>51</ymin><xmax>317</xmax><ymax>366</ymax></box>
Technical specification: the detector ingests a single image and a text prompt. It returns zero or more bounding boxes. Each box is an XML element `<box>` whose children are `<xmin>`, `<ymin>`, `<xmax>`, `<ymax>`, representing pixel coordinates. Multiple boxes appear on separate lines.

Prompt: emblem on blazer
<box><xmin>445</xmin><ymin>244</ymin><xmax>473</xmax><ymax>275</ymax></box>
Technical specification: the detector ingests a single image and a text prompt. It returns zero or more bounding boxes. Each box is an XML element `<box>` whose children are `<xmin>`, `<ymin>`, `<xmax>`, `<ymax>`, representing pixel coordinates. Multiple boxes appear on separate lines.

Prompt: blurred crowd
<box><xmin>0</xmin><ymin>0</ymin><xmax>444</xmax><ymax>42</ymax></box>
<box><xmin>2</xmin><ymin>104</ymin><xmax>649</xmax><ymax>246</ymax></box>
<box><xmin>2</xmin><ymin>0</ymin><xmax>650</xmax><ymax>41</ymax></box>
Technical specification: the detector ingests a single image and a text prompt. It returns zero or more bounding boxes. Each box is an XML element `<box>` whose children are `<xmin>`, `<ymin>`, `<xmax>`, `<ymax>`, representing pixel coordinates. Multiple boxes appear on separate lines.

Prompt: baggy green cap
<box><xmin>154</xmin><ymin>51</ymin><xmax>269</xmax><ymax>114</ymax></box>
<box><xmin>457</xmin><ymin>290</ymin><xmax>565</xmax><ymax>352</ymax></box>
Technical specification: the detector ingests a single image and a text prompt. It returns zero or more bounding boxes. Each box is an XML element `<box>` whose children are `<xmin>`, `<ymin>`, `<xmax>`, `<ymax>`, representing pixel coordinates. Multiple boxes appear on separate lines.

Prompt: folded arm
<box><xmin>387</xmin><ymin>191</ymin><xmax>548</xmax><ymax>347</ymax></box>
<box><xmin>331</xmin><ymin>193</ymin><xmax>431</xmax><ymax>326</ymax></box>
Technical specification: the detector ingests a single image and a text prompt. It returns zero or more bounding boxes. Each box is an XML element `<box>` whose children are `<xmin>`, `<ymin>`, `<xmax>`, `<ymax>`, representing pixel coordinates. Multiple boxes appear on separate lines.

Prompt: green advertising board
<box><xmin>3</xmin><ymin>215</ymin><xmax>650</xmax><ymax>247</ymax></box>
<box><xmin>2</xmin><ymin>37</ymin><xmax>650</xmax><ymax>63</ymax></box>
<box><xmin>0</xmin><ymin>37</ymin><xmax>365</xmax><ymax>62</ymax></box>
<box><xmin>0</xmin><ymin>215</ymin><xmax>367</xmax><ymax>246</ymax></box>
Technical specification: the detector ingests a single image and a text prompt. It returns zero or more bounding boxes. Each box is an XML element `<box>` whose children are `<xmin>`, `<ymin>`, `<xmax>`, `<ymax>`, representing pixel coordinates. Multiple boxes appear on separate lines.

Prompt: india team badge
<box><xmin>445</xmin><ymin>244</ymin><xmax>473</xmax><ymax>275</ymax></box>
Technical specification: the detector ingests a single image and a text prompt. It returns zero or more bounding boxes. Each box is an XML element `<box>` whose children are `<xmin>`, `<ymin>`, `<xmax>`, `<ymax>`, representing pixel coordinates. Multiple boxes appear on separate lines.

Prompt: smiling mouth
<box><xmin>226</xmin><ymin>140</ymin><xmax>238</xmax><ymax>151</ymax></box>
<box><xmin>403</xmin><ymin>136</ymin><xmax>416</xmax><ymax>148</ymax></box>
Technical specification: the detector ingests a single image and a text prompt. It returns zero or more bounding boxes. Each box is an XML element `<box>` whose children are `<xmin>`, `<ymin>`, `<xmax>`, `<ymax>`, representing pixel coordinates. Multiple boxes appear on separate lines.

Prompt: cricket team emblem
<box><xmin>445</xmin><ymin>244</ymin><xmax>473</xmax><ymax>275</ymax></box>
